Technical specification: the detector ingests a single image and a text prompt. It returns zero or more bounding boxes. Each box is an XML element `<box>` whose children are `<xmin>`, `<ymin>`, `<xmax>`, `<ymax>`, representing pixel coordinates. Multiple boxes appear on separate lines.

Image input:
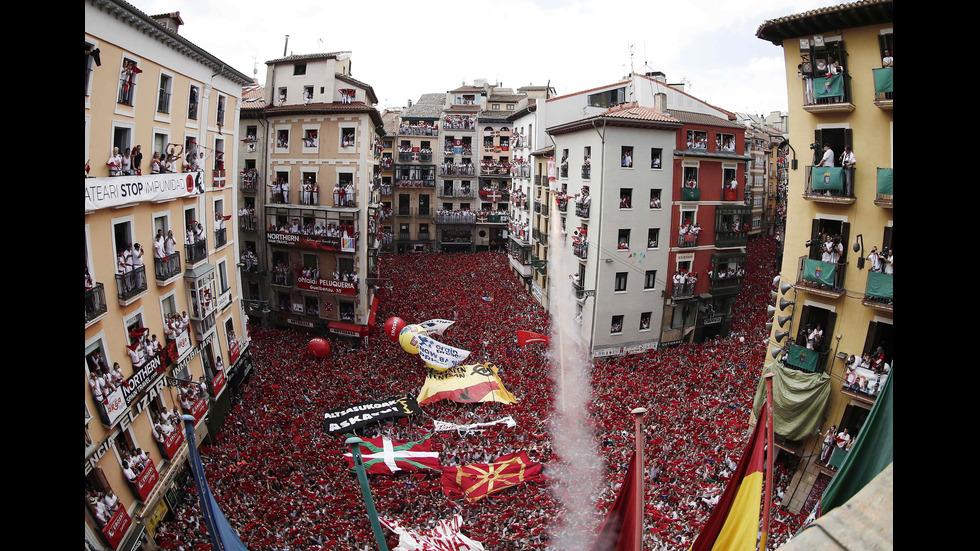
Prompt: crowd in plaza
<box><xmin>153</xmin><ymin>235</ymin><xmax>808</xmax><ymax>550</ymax></box>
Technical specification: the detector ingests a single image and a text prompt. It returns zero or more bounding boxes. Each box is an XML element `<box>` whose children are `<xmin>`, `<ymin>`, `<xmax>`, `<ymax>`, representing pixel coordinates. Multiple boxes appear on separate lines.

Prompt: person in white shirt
<box><xmin>107</xmin><ymin>147</ymin><xmax>123</xmax><ymax>176</ymax></box>
<box><xmin>882</xmin><ymin>248</ymin><xmax>893</xmax><ymax>274</ymax></box>
<box><xmin>867</xmin><ymin>246</ymin><xmax>882</xmax><ymax>272</ymax></box>
<box><xmin>840</xmin><ymin>145</ymin><xmax>856</xmax><ymax>196</ymax></box>
<box><xmin>818</xmin><ymin>144</ymin><xmax>834</xmax><ymax>167</ymax></box>
<box><xmin>164</xmin><ymin>231</ymin><xmax>176</xmax><ymax>256</ymax></box>
<box><xmin>154</xmin><ymin>234</ymin><xmax>166</xmax><ymax>261</ymax></box>
<box><xmin>194</xmin><ymin>223</ymin><xmax>205</xmax><ymax>243</ymax></box>
<box><xmin>121</xmin><ymin>461</ymin><xmax>137</xmax><ymax>482</ymax></box>
<box><xmin>130</xmin><ymin>243</ymin><xmax>144</xmax><ymax>272</ymax></box>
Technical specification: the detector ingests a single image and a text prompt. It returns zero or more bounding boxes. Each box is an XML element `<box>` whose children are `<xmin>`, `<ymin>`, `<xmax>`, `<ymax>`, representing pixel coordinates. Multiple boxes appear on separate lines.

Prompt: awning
<box><xmin>328</xmin><ymin>320</ymin><xmax>367</xmax><ymax>338</ymax></box>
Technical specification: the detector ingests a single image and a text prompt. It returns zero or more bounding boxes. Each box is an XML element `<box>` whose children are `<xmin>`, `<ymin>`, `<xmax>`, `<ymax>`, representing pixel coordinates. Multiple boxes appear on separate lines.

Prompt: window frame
<box><xmin>644</xmin><ymin>270</ymin><xmax>657</xmax><ymax>291</ymax></box>
<box><xmin>614</xmin><ymin>272</ymin><xmax>628</xmax><ymax>293</ymax></box>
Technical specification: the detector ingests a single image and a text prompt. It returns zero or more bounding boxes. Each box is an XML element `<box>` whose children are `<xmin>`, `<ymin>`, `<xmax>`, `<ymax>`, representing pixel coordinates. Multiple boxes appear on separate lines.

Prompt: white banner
<box><xmin>417</xmin><ymin>336</ymin><xmax>470</xmax><ymax>370</ymax></box>
<box><xmin>432</xmin><ymin>416</ymin><xmax>516</xmax><ymax>433</ymax></box>
<box><xmin>84</xmin><ymin>172</ymin><xmax>203</xmax><ymax>211</ymax></box>
<box><xmin>381</xmin><ymin>515</ymin><xmax>484</xmax><ymax>551</ymax></box>
<box><xmin>418</xmin><ymin>319</ymin><xmax>455</xmax><ymax>336</ymax></box>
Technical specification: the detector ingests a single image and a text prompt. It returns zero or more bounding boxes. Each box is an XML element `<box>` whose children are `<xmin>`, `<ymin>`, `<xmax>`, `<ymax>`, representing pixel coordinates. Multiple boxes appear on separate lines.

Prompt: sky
<box><xmin>127</xmin><ymin>0</ymin><xmax>844</xmax><ymax>116</ymax></box>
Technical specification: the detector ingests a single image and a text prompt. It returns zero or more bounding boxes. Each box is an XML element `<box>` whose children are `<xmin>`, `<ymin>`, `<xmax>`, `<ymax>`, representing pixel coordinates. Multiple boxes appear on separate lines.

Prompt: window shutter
<box><xmin>863</xmin><ymin>320</ymin><xmax>879</xmax><ymax>357</ymax></box>
<box><xmin>839</xmin><ymin>222</ymin><xmax>851</xmax><ymax>263</ymax></box>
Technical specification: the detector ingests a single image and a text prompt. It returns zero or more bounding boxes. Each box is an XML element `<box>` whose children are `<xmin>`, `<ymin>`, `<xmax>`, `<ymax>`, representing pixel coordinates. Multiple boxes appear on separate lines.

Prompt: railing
<box><xmin>440</xmin><ymin>165</ymin><xmax>476</xmax><ymax>176</ymax></box>
<box><xmin>573</xmin><ymin>241</ymin><xmax>588</xmax><ymax>260</ymax></box>
<box><xmin>439</xmin><ymin>187</ymin><xmax>476</xmax><ymax>198</ymax></box>
<box><xmin>715</xmin><ymin>228</ymin><xmax>749</xmax><ymax>248</ymax></box>
<box><xmin>582</xmin><ymin>165</ymin><xmax>591</xmax><ymax>179</ymax></box>
<box><xmin>805</xmin><ymin>165</ymin><xmax>856</xmax><ymax>199</ymax></box>
<box><xmin>481</xmin><ymin>166</ymin><xmax>512</xmax><ymax>176</ymax></box>
<box><xmin>214</xmin><ymin>228</ymin><xmax>227</xmax><ymax>249</ymax></box>
<box><xmin>678</xmin><ymin>231</ymin><xmax>699</xmax><ymax>248</ymax></box>
<box><xmin>862</xmin><ymin>271</ymin><xmax>893</xmax><ymax>308</ymax></box>
<box><xmin>708</xmin><ymin>275</ymin><xmax>743</xmax><ymax>293</ymax></box>
<box><xmin>420</xmin><ymin>153</ymin><xmax>433</xmax><ymax>162</ymax></box>
<box><xmin>186</xmin><ymin>239</ymin><xmax>208</xmax><ymax>264</ymax></box>
<box><xmin>444</xmin><ymin>147</ymin><xmax>474</xmax><ymax>156</ymax></box>
<box><xmin>154</xmin><ymin>252</ymin><xmax>181</xmax><ymax>281</ymax></box>
<box><xmin>240</xmin><ymin>172</ymin><xmax>258</xmax><ymax>192</ymax></box>
<box><xmin>396</xmin><ymin>179</ymin><xmax>436</xmax><ymax>188</ymax></box>
<box><xmin>560</xmin><ymin>165</ymin><xmax>568</xmax><ymax>178</ymax></box>
<box><xmin>681</xmin><ymin>188</ymin><xmax>700</xmax><ymax>201</ymax></box>
<box><xmin>875</xmin><ymin>168</ymin><xmax>893</xmax><ymax>206</ymax></box>
<box><xmin>801</xmin><ymin>72</ymin><xmax>852</xmax><ymax>107</ymax></box>
<box><xmin>157</xmin><ymin>90</ymin><xmax>171</xmax><ymax>113</ymax></box>
<box><xmin>118</xmin><ymin>77</ymin><xmax>135</xmax><ymax>105</ymax></box>
<box><xmin>271</xmin><ymin>270</ymin><xmax>294</xmax><ymax>286</ymax></box>
<box><xmin>398</xmin><ymin>125</ymin><xmax>439</xmax><ymax>136</ymax></box>
<box><xmin>796</xmin><ymin>256</ymin><xmax>848</xmax><ymax>294</ymax></box>
<box><xmin>332</xmin><ymin>191</ymin><xmax>358</xmax><ymax>208</ymax></box>
<box><xmin>556</xmin><ymin>200</ymin><xmax>567</xmax><ymax>213</ymax></box>
<box><xmin>187</xmin><ymin>101</ymin><xmax>198</xmax><ymax>120</ymax></box>
<box><xmin>398</xmin><ymin>153</ymin><xmax>413</xmax><ymax>162</ymax></box>
<box><xmin>85</xmin><ymin>283</ymin><xmax>107</xmax><ymax>322</ymax></box>
<box><xmin>671</xmin><ymin>280</ymin><xmax>696</xmax><ymax>298</ymax></box>
<box><xmin>783</xmin><ymin>343</ymin><xmax>831</xmax><ymax>374</ymax></box>
<box><xmin>115</xmin><ymin>266</ymin><xmax>147</xmax><ymax>300</ymax></box>
<box><xmin>434</xmin><ymin>211</ymin><xmax>477</xmax><ymax>224</ymax></box>
<box><xmin>417</xmin><ymin>232</ymin><xmax>431</xmax><ymax>241</ymax></box>
<box><xmin>872</xmin><ymin>67</ymin><xmax>893</xmax><ymax>103</ymax></box>
<box><xmin>575</xmin><ymin>204</ymin><xmax>590</xmax><ymax>218</ymax></box>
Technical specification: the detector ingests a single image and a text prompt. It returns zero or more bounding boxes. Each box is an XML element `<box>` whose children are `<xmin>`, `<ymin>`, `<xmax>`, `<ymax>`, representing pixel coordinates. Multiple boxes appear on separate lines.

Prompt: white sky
<box><xmin>127</xmin><ymin>0</ymin><xmax>842</xmax><ymax>115</ymax></box>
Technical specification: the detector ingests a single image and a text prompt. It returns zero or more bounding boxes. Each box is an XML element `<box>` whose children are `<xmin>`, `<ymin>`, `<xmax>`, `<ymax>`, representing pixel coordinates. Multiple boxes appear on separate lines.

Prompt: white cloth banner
<box><xmin>418</xmin><ymin>319</ymin><xmax>455</xmax><ymax>336</ymax></box>
<box><xmin>84</xmin><ymin>172</ymin><xmax>203</xmax><ymax>211</ymax></box>
<box><xmin>432</xmin><ymin>416</ymin><xmax>517</xmax><ymax>433</ymax></box>
<box><xmin>381</xmin><ymin>515</ymin><xmax>484</xmax><ymax>551</ymax></box>
<box><xmin>417</xmin><ymin>336</ymin><xmax>470</xmax><ymax>370</ymax></box>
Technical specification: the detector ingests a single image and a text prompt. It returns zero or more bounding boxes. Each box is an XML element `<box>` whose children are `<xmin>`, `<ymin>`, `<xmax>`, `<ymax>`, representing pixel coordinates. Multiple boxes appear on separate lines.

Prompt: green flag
<box><xmin>821</xmin><ymin>370</ymin><xmax>893</xmax><ymax>513</ymax></box>
<box><xmin>876</xmin><ymin>168</ymin><xmax>893</xmax><ymax>196</ymax></box>
<box><xmin>811</xmin><ymin>166</ymin><xmax>843</xmax><ymax>191</ymax></box>
<box><xmin>786</xmin><ymin>344</ymin><xmax>820</xmax><ymax>373</ymax></box>
<box><xmin>803</xmin><ymin>258</ymin><xmax>836</xmax><ymax>287</ymax></box>
<box><xmin>865</xmin><ymin>271</ymin><xmax>893</xmax><ymax>300</ymax></box>
<box><xmin>873</xmin><ymin>67</ymin><xmax>893</xmax><ymax>94</ymax></box>
<box><xmin>814</xmin><ymin>73</ymin><xmax>844</xmax><ymax>99</ymax></box>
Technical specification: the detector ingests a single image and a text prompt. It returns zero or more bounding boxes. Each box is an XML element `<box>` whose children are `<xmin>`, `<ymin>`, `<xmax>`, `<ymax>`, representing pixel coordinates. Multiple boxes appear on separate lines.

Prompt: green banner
<box><xmin>865</xmin><ymin>271</ymin><xmax>893</xmax><ymax>300</ymax></box>
<box><xmin>873</xmin><ymin>67</ymin><xmax>893</xmax><ymax>94</ymax></box>
<box><xmin>803</xmin><ymin>258</ymin><xmax>836</xmax><ymax>286</ymax></box>
<box><xmin>786</xmin><ymin>343</ymin><xmax>820</xmax><ymax>372</ymax></box>
<box><xmin>876</xmin><ymin>168</ymin><xmax>893</xmax><ymax>195</ymax></box>
<box><xmin>811</xmin><ymin>166</ymin><xmax>843</xmax><ymax>191</ymax></box>
<box><xmin>752</xmin><ymin>360</ymin><xmax>832</xmax><ymax>441</ymax></box>
<box><xmin>814</xmin><ymin>73</ymin><xmax>844</xmax><ymax>99</ymax></box>
<box><xmin>682</xmin><ymin>188</ymin><xmax>700</xmax><ymax>201</ymax></box>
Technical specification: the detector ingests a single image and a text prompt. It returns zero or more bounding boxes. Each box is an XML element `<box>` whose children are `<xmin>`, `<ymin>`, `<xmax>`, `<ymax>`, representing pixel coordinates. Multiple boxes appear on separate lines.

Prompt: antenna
<box><xmin>283</xmin><ymin>35</ymin><xmax>289</xmax><ymax>57</ymax></box>
<box><xmin>317</xmin><ymin>38</ymin><xmax>323</xmax><ymax>52</ymax></box>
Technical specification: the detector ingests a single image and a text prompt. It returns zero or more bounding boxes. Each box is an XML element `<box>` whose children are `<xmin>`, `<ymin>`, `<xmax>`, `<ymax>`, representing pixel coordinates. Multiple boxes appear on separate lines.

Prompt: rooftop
<box><xmin>666</xmin><ymin>109</ymin><xmax>747</xmax><ymax>129</ymax></box>
<box><xmin>265</xmin><ymin>51</ymin><xmax>350</xmax><ymax>65</ymax></box>
<box><xmin>756</xmin><ymin>0</ymin><xmax>893</xmax><ymax>45</ymax></box>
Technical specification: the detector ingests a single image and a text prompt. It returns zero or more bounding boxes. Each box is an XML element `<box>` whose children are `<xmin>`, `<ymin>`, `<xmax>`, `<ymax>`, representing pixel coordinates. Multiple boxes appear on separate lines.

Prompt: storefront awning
<box><xmin>329</xmin><ymin>321</ymin><xmax>367</xmax><ymax>338</ymax></box>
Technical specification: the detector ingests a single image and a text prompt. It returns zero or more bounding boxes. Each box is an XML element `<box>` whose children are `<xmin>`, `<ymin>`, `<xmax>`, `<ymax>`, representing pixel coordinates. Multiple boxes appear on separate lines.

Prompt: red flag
<box><xmin>517</xmin><ymin>330</ymin><xmax>550</xmax><ymax>347</ymax></box>
<box><xmin>590</xmin><ymin>452</ymin><xmax>639</xmax><ymax>551</ymax></box>
<box><xmin>441</xmin><ymin>451</ymin><xmax>542</xmax><ymax>503</ymax></box>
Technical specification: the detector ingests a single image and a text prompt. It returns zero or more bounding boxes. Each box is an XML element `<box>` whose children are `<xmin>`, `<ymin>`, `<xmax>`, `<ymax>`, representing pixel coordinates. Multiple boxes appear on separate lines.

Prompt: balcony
<box><xmin>575</xmin><ymin>203</ymin><xmax>590</xmax><ymax>218</ymax></box>
<box><xmin>395</xmin><ymin>178</ymin><xmax>435</xmax><ymax>189</ymax></box>
<box><xmin>271</xmin><ymin>270</ymin><xmax>294</xmax><ymax>287</ymax></box>
<box><xmin>840</xmin><ymin>368</ymin><xmax>887</xmax><ymax>406</ymax></box>
<box><xmin>85</xmin><ymin>282</ymin><xmax>108</xmax><ymax>323</ymax></box>
<box><xmin>186</xmin><ymin>239</ymin><xmax>208</xmax><ymax>265</ymax></box>
<box><xmin>671</xmin><ymin>280</ymin><xmax>696</xmax><ymax>298</ymax></box>
<box><xmin>573</xmin><ymin>241</ymin><xmax>588</xmax><ymax>260</ymax></box>
<box><xmin>874</xmin><ymin>168</ymin><xmax>893</xmax><ymax>208</ymax></box>
<box><xmin>438</xmin><ymin>187</ymin><xmax>476</xmax><ymax>199</ymax></box>
<box><xmin>476</xmin><ymin>212</ymin><xmax>508</xmax><ymax>224</ymax></box>
<box><xmin>795</xmin><ymin>256</ymin><xmax>847</xmax><ymax>298</ymax></box>
<box><xmin>434</xmin><ymin>211</ymin><xmax>477</xmax><ymax>224</ymax></box>
<box><xmin>861</xmin><ymin>271</ymin><xmax>893</xmax><ymax>312</ymax></box>
<box><xmin>534</xmin><ymin>201</ymin><xmax>550</xmax><ymax>217</ymax></box>
<box><xmin>115</xmin><ymin>266</ymin><xmax>147</xmax><ymax>301</ymax></box>
<box><xmin>708</xmin><ymin>274</ymin><xmax>743</xmax><ymax>294</ymax></box>
<box><xmin>582</xmin><ymin>165</ymin><xmax>591</xmax><ymax>180</ymax></box>
<box><xmin>239</xmin><ymin>215</ymin><xmax>256</xmax><ymax>231</ymax></box>
<box><xmin>444</xmin><ymin>146</ymin><xmax>474</xmax><ymax>157</ymax></box>
<box><xmin>214</xmin><ymin>228</ymin><xmax>227</xmax><ymax>249</ymax></box>
<box><xmin>398</xmin><ymin>152</ymin><xmax>413</xmax><ymax>162</ymax></box>
<box><xmin>783</xmin><ymin>343</ymin><xmax>830</xmax><ymax>374</ymax></box>
<box><xmin>398</xmin><ymin>124</ymin><xmax>439</xmax><ymax>136</ymax></box>
<box><xmin>157</xmin><ymin>90</ymin><xmax>171</xmax><ymax>114</ymax></box>
<box><xmin>678</xmin><ymin>230</ymin><xmax>699</xmax><ymax>248</ymax></box>
<box><xmin>801</xmin><ymin>73</ymin><xmax>855</xmax><ymax>114</ymax></box>
<box><xmin>872</xmin><ymin>68</ymin><xmax>893</xmax><ymax>110</ymax></box>
<box><xmin>715</xmin><ymin>228</ymin><xmax>748</xmax><ymax>248</ymax></box>
<box><xmin>154</xmin><ymin>252</ymin><xmax>181</xmax><ymax>282</ymax></box>
<box><xmin>240</xmin><ymin>171</ymin><xmax>258</xmax><ymax>193</ymax></box>
<box><xmin>556</xmin><ymin>199</ymin><xmax>567</xmax><ymax>214</ymax></box>
<box><xmin>681</xmin><ymin>187</ymin><xmax>700</xmax><ymax>201</ymax></box>
<box><xmin>560</xmin><ymin>164</ymin><xmax>569</xmax><ymax>179</ymax></box>
<box><xmin>804</xmin><ymin>166</ymin><xmax>856</xmax><ymax>204</ymax></box>
<box><xmin>440</xmin><ymin>164</ymin><xmax>476</xmax><ymax>177</ymax></box>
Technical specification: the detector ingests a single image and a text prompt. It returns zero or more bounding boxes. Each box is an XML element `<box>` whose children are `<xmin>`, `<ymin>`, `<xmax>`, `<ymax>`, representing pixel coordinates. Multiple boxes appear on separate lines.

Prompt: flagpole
<box><xmin>632</xmin><ymin>407</ymin><xmax>647</xmax><ymax>551</ymax></box>
<box><xmin>346</xmin><ymin>437</ymin><xmax>390</xmax><ymax>551</ymax></box>
<box><xmin>760</xmin><ymin>374</ymin><xmax>775</xmax><ymax>551</ymax></box>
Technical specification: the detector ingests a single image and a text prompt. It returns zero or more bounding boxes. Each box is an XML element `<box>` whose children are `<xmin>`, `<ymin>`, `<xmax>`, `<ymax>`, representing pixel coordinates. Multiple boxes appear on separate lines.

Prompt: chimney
<box><xmin>150</xmin><ymin>11</ymin><xmax>184</xmax><ymax>33</ymax></box>
<box><xmin>407</xmin><ymin>99</ymin><xmax>413</xmax><ymax>108</ymax></box>
<box><xmin>645</xmin><ymin>71</ymin><xmax>666</xmax><ymax>83</ymax></box>
<box><xmin>654</xmin><ymin>92</ymin><xmax>667</xmax><ymax>113</ymax></box>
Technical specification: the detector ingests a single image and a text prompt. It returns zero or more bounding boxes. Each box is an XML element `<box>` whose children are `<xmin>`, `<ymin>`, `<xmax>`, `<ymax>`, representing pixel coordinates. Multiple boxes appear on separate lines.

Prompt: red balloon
<box><xmin>308</xmin><ymin>338</ymin><xmax>331</xmax><ymax>358</ymax></box>
<box><xmin>384</xmin><ymin>317</ymin><xmax>407</xmax><ymax>342</ymax></box>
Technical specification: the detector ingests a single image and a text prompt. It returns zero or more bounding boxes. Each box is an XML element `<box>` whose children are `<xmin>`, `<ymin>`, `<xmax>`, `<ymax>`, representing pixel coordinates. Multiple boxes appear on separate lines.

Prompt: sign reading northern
<box><xmin>266</xmin><ymin>231</ymin><xmax>356</xmax><ymax>252</ymax></box>
<box><xmin>85</xmin><ymin>172</ymin><xmax>203</xmax><ymax>211</ymax></box>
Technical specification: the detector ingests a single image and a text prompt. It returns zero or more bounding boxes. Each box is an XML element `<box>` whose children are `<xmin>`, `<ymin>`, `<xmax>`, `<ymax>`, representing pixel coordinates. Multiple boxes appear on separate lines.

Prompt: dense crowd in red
<box><xmin>154</xmin><ymin>234</ymin><xmax>808</xmax><ymax>551</ymax></box>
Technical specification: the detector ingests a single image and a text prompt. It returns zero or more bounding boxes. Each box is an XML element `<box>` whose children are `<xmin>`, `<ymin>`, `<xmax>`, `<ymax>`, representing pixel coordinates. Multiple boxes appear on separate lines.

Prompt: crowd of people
<box><xmin>152</xmin><ymin>234</ymin><xmax>809</xmax><ymax>550</ymax></box>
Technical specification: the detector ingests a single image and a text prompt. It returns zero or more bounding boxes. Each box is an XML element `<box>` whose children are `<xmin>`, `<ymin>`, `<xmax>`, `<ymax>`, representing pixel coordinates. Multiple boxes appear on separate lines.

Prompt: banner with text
<box><xmin>296</xmin><ymin>276</ymin><xmax>357</xmax><ymax>296</ymax></box>
<box><xmin>417</xmin><ymin>335</ymin><xmax>471</xmax><ymax>370</ymax></box>
<box><xmin>322</xmin><ymin>396</ymin><xmax>422</xmax><ymax>435</ymax></box>
<box><xmin>85</xmin><ymin>172</ymin><xmax>202</xmax><ymax>211</ymax></box>
<box><xmin>417</xmin><ymin>362</ymin><xmax>517</xmax><ymax>406</ymax></box>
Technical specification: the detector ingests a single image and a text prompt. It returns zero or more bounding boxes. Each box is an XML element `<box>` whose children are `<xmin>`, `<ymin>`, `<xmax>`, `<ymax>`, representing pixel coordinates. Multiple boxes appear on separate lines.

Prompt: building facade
<box><xmin>245</xmin><ymin>51</ymin><xmax>384</xmax><ymax>341</ymax></box>
<box><xmin>85</xmin><ymin>2</ymin><xmax>253</xmax><ymax>549</ymax></box>
<box><xmin>756</xmin><ymin>0</ymin><xmax>893</xmax><ymax>514</ymax></box>
<box><xmin>393</xmin><ymin>95</ymin><xmax>442</xmax><ymax>253</ymax></box>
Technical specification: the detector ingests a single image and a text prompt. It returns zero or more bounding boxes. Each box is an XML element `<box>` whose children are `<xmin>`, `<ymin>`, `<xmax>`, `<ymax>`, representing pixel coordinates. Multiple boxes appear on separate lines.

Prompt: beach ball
<box><xmin>308</xmin><ymin>338</ymin><xmax>331</xmax><ymax>358</ymax></box>
<box><xmin>384</xmin><ymin>317</ymin><xmax>407</xmax><ymax>343</ymax></box>
<box><xmin>398</xmin><ymin>325</ymin><xmax>427</xmax><ymax>355</ymax></box>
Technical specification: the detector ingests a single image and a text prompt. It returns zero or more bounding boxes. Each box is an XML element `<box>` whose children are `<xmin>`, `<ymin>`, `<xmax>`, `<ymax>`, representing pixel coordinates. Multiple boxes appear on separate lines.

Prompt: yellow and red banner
<box><xmin>417</xmin><ymin>362</ymin><xmax>516</xmax><ymax>406</ymax></box>
<box><xmin>440</xmin><ymin>451</ymin><xmax>542</xmax><ymax>503</ymax></box>
<box><xmin>689</xmin><ymin>402</ymin><xmax>768</xmax><ymax>551</ymax></box>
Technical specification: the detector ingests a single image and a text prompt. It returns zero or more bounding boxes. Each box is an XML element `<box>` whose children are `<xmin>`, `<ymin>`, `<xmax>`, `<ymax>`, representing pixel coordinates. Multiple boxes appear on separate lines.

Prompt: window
<box><xmin>213</xmin><ymin>137</ymin><xmax>225</xmax><ymax>172</ymax></box>
<box><xmin>647</xmin><ymin>228</ymin><xmax>660</xmax><ymax>249</ymax></box>
<box><xmin>245</xmin><ymin>125</ymin><xmax>257</xmax><ymax>152</ymax></box>
<box><xmin>687</xmin><ymin>130</ymin><xmax>708</xmax><ymax>150</ymax></box>
<box><xmin>276</xmin><ymin>129</ymin><xmax>289</xmax><ymax>150</ymax></box>
<box><xmin>587</xmin><ymin>87</ymin><xmax>626</xmax><ymax>108</ymax></box>
<box><xmin>188</xmin><ymin>85</ymin><xmax>200</xmax><ymax>120</ymax></box>
<box><xmin>341</xmin><ymin>128</ymin><xmax>356</xmax><ymax>148</ymax></box>
<box><xmin>644</xmin><ymin>270</ymin><xmax>657</xmax><ymax>290</ymax></box>
<box><xmin>507</xmin><ymin>104</ymin><xmax>514</xmax><ymax>110</ymax></box>
<box><xmin>278</xmin><ymin>87</ymin><xmax>287</xmax><ymax>105</ymax></box>
<box><xmin>620</xmin><ymin>188</ymin><xmax>632</xmax><ymax>209</ymax></box>
<box><xmin>683</xmin><ymin>165</ymin><xmax>699</xmax><ymax>188</ymax></box>
<box><xmin>492</xmin><ymin>104</ymin><xmax>500</xmax><ymax>110</ymax></box>
<box><xmin>671</xmin><ymin>303</ymin><xmax>696</xmax><ymax>330</ymax></box>
<box><xmin>617</xmin><ymin>229</ymin><xmax>630</xmax><ymax>250</ymax></box>
<box><xmin>651</xmin><ymin>148</ymin><xmax>663</xmax><ymax>169</ymax></box>
<box><xmin>650</xmin><ymin>189</ymin><xmax>662</xmax><ymax>209</ymax></box>
<box><xmin>216</xmin><ymin>95</ymin><xmax>226</xmax><ymax>127</ymax></box>
<box><xmin>118</xmin><ymin>56</ymin><xmax>140</xmax><ymax>105</ymax></box>
<box><xmin>610</xmin><ymin>315</ymin><xmax>624</xmax><ymax>334</ymax></box>
<box><xmin>615</xmin><ymin>272</ymin><xmax>628</xmax><ymax>292</ymax></box>
<box><xmin>294</xmin><ymin>63</ymin><xmax>307</xmax><ymax>75</ymax></box>
<box><xmin>217</xmin><ymin>260</ymin><xmax>230</xmax><ymax>295</ymax></box>
<box><xmin>621</xmin><ymin>146</ymin><xmax>633</xmax><ymax>168</ymax></box>
<box><xmin>157</xmin><ymin>73</ymin><xmax>172</xmax><ymax>114</ymax></box>
<box><xmin>304</xmin><ymin>86</ymin><xmax>313</xmax><ymax>103</ymax></box>
<box><xmin>639</xmin><ymin>312</ymin><xmax>651</xmax><ymax>331</ymax></box>
<box><xmin>717</xmin><ymin>133</ymin><xmax>735</xmax><ymax>152</ymax></box>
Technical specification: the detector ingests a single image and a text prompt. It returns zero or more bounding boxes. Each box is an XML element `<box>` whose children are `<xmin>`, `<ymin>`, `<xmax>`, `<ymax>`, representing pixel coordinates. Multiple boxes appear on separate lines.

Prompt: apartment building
<box><xmin>756</xmin><ymin>0</ymin><xmax>893</xmax><ymax>513</ymax></box>
<box><xmin>85</xmin><ymin>2</ymin><xmax>253</xmax><ymax>548</ymax></box>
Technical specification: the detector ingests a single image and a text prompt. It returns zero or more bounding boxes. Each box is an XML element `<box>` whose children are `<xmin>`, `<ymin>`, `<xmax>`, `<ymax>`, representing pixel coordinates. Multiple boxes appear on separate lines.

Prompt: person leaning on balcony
<box><xmin>130</xmin><ymin>243</ymin><xmax>144</xmax><ymax>273</ymax></box>
<box><xmin>150</xmin><ymin>152</ymin><xmax>162</xmax><ymax>174</ymax></box>
<box><xmin>107</xmin><ymin>147</ymin><xmax>123</xmax><ymax>176</ymax></box>
<box><xmin>840</xmin><ymin>146</ymin><xmax>856</xmax><ymax>196</ymax></box>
